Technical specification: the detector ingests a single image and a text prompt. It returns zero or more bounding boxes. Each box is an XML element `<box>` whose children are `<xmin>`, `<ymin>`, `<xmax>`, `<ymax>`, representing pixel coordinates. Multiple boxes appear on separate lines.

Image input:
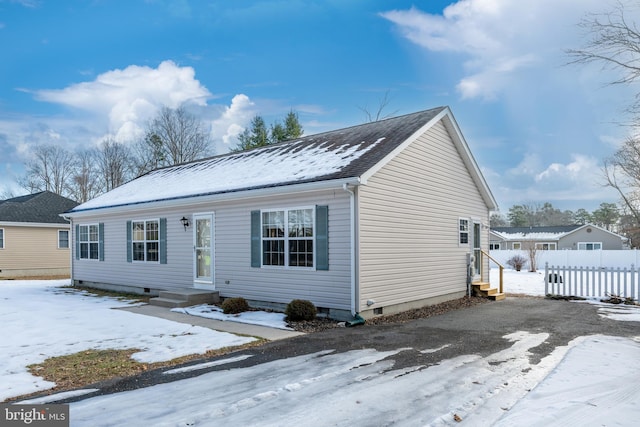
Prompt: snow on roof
<box><xmin>491</xmin><ymin>226</ymin><xmax>581</xmax><ymax>241</ymax></box>
<box><xmin>74</xmin><ymin>138</ymin><xmax>383</xmax><ymax>212</ymax></box>
<box><xmin>71</xmin><ymin>107</ymin><xmax>450</xmax><ymax>213</ymax></box>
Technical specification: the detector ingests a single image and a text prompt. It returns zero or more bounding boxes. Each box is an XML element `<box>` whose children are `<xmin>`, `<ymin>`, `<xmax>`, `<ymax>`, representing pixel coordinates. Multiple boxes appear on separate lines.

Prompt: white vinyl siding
<box><xmin>358</xmin><ymin>120</ymin><xmax>490</xmax><ymax>310</ymax></box>
<box><xmin>71</xmin><ymin>189</ymin><xmax>352</xmax><ymax>310</ymax></box>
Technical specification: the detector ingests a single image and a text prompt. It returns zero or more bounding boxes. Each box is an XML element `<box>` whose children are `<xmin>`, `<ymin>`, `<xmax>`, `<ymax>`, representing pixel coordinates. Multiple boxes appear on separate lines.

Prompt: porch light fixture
<box><xmin>180</xmin><ymin>216</ymin><xmax>190</xmax><ymax>231</ymax></box>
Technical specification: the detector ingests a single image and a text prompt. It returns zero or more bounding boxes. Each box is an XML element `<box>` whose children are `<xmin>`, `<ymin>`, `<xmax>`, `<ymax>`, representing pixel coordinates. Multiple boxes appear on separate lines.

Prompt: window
<box><xmin>512</xmin><ymin>242</ymin><xmax>521</xmax><ymax>250</ymax></box>
<box><xmin>0</xmin><ymin>228</ymin><xmax>4</xmax><ymax>249</ymax></box>
<box><xmin>535</xmin><ymin>243</ymin><xmax>557</xmax><ymax>250</ymax></box>
<box><xmin>58</xmin><ymin>230</ymin><xmax>69</xmax><ymax>249</ymax></box>
<box><xmin>578</xmin><ymin>242</ymin><xmax>602</xmax><ymax>250</ymax></box>
<box><xmin>132</xmin><ymin>220</ymin><xmax>159</xmax><ymax>262</ymax></box>
<box><xmin>489</xmin><ymin>243</ymin><xmax>501</xmax><ymax>250</ymax></box>
<box><xmin>78</xmin><ymin>224</ymin><xmax>99</xmax><ymax>260</ymax></box>
<box><xmin>459</xmin><ymin>219</ymin><xmax>469</xmax><ymax>245</ymax></box>
<box><xmin>261</xmin><ymin>208</ymin><xmax>314</xmax><ymax>267</ymax></box>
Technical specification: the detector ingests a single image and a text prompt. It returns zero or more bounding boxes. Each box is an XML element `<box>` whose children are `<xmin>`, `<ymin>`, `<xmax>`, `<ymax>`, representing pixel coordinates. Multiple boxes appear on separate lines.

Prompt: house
<box><xmin>490</xmin><ymin>224</ymin><xmax>628</xmax><ymax>250</ymax></box>
<box><xmin>0</xmin><ymin>191</ymin><xmax>78</xmax><ymax>278</ymax></box>
<box><xmin>64</xmin><ymin>106</ymin><xmax>498</xmax><ymax>320</ymax></box>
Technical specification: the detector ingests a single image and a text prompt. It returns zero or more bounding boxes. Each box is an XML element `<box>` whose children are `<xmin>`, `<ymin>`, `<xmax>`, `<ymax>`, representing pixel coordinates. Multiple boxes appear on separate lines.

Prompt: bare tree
<box><xmin>567</xmin><ymin>1</ymin><xmax>640</xmax><ymax>116</ymax></box>
<box><xmin>96</xmin><ymin>138</ymin><xmax>132</xmax><ymax>191</ymax></box>
<box><xmin>522</xmin><ymin>240</ymin><xmax>540</xmax><ymax>272</ymax></box>
<box><xmin>19</xmin><ymin>145</ymin><xmax>76</xmax><ymax>197</ymax></box>
<box><xmin>603</xmin><ymin>137</ymin><xmax>640</xmax><ymax>226</ymax></box>
<box><xmin>138</xmin><ymin>106</ymin><xmax>212</xmax><ymax>171</ymax></box>
<box><xmin>358</xmin><ymin>90</ymin><xmax>399</xmax><ymax>122</ymax></box>
<box><xmin>68</xmin><ymin>149</ymin><xmax>102</xmax><ymax>203</ymax></box>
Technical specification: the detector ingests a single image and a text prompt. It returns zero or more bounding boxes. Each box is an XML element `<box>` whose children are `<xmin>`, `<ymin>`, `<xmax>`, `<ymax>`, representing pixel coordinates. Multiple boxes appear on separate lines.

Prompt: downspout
<box><xmin>342</xmin><ymin>183</ymin><xmax>364</xmax><ymax>326</ymax></box>
<box><xmin>61</xmin><ymin>215</ymin><xmax>73</xmax><ymax>285</ymax></box>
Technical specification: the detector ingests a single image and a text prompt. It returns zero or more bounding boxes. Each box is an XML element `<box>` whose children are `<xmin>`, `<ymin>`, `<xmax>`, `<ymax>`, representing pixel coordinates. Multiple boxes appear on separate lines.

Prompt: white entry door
<box><xmin>194</xmin><ymin>213</ymin><xmax>214</xmax><ymax>289</ymax></box>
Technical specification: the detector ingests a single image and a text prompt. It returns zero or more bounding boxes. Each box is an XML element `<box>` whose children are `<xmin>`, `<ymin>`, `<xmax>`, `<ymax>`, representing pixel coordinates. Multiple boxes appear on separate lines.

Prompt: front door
<box><xmin>194</xmin><ymin>213</ymin><xmax>214</xmax><ymax>289</ymax></box>
<box><xmin>472</xmin><ymin>221</ymin><xmax>481</xmax><ymax>279</ymax></box>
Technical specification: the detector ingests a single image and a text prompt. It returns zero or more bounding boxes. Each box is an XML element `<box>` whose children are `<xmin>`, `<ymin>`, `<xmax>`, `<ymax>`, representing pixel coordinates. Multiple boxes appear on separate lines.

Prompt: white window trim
<box><xmin>131</xmin><ymin>218</ymin><xmax>160</xmax><ymax>263</ymax></box>
<box><xmin>489</xmin><ymin>243</ymin><xmax>501</xmax><ymax>250</ymax></box>
<box><xmin>0</xmin><ymin>228</ymin><xmax>4</xmax><ymax>249</ymax></box>
<box><xmin>512</xmin><ymin>242</ymin><xmax>521</xmax><ymax>250</ymax></box>
<box><xmin>260</xmin><ymin>206</ymin><xmax>316</xmax><ymax>269</ymax></box>
<box><xmin>458</xmin><ymin>218</ymin><xmax>470</xmax><ymax>246</ymax></box>
<box><xmin>78</xmin><ymin>224</ymin><xmax>100</xmax><ymax>260</ymax></box>
<box><xmin>58</xmin><ymin>229</ymin><xmax>70</xmax><ymax>249</ymax></box>
<box><xmin>577</xmin><ymin>242</ymin><xmax>602</xmax><ymax>250</ymax></box>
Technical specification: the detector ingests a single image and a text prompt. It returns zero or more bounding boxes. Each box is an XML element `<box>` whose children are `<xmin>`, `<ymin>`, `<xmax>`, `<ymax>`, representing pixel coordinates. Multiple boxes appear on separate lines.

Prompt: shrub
<box><xmin>221</xmin><ymin>297</ymin><xmax>249</xmax><ymax>314</ymax></box>
<box><xmin>285</xmin><ymin>299</ymin><xmax>317</xmax><ymax>321</ymax></box>
<box><xmin>506</xmin><ymin>255</ymin><xmax>528</xmax><ymax>271</ymax></box>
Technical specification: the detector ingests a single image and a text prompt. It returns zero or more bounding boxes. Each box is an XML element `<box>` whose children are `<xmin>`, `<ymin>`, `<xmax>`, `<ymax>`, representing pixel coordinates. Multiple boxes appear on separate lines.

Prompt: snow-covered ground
<box><xmin>3</xmin><ymin>271</ymin><xmax>640</xmax><ymax>426</ymax></box>
<box><xmin>0</xmin><ymin>280</ymin><xmax>256</xmax><ymax>402</ymax></box>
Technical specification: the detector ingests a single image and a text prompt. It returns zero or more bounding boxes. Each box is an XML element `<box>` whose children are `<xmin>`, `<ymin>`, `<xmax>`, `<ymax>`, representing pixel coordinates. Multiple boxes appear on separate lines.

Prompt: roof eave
<box><xmin>64</xmin><ymin>177</ymin><xmax>362</xmax><ymax>218</ymax></box>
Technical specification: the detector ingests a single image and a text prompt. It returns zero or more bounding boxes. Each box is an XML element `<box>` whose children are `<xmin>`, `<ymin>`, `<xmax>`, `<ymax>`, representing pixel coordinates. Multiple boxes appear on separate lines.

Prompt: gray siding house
<box><xmin>490</xmin><ymin>224</ymin><xmax>628</xmax><ymax>250</ymax></box>
<box><xmin>65</xmin><ymin>107</ymin><xmax>498</xmax><ymax>320</ymax></box>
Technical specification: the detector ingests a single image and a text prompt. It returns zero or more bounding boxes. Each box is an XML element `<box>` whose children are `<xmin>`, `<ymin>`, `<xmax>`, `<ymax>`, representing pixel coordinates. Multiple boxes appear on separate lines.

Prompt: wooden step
<box><xmin>471</xmin><ymin>282</ymin><xmax>506</xmax><ymax>301</ymax></box>
<box><xmin>488</xmin><ymin>292</ymin><xmax>506</xmax><ymax>301</ymax></box>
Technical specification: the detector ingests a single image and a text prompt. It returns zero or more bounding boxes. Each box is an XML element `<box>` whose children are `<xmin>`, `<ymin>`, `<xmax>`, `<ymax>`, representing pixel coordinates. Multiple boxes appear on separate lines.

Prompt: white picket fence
<box><xmin>544</xmin><ymin>263</ymin><xmax>639</xmax><ymax>300</ymax></box>
<box><xmin>489</xmin><ymin>249</ymin><xmax>640</xmax><ymax>269</ymax></box>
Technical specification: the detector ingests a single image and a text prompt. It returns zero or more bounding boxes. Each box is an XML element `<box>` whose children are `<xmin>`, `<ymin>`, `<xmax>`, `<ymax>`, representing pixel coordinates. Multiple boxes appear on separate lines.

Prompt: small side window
<box><xmin>459</xmin><ymin>219</ymin><xmax>469</xmax><ymax>245</ymax></box>
<box><xmin>58</xmin><ymin>230</ymin><xmax>69</xmax><ymax>249</ymax></box>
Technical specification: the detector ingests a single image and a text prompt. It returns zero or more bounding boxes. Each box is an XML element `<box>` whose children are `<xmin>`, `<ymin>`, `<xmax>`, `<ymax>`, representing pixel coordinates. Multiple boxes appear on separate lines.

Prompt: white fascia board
<box><xmin>0</xmin><ymin>221</ymin><xmax>71</xmax><ymax>228</ymax></box>
<box><xmin>64</xmin><ymin>177</ymin><xmax>362</xmax><ymax>218</ymax></box>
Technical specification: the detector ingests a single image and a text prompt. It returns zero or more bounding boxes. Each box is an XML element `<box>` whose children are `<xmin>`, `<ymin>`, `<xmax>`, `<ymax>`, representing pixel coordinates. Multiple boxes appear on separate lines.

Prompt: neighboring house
<box><xmin>490</xmin><ymin>224</ymin><xmax>628</xmax><ymax>251</ymax></box>
<box><xmin>0</xmin><ymin>191</ymin><xmax>78</xmax><ymax>278</ymax></box>
<box><xmin>65</xmin><ymin>106</ymin><xmax>498</xmax><ymax>320</ymax></box>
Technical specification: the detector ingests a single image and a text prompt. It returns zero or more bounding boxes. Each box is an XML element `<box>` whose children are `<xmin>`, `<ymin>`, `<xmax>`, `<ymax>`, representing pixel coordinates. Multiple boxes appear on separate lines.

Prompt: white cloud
<box><xmin>380</xmin><ymin>0</ymin><xmax>613</xmax><ymax>100</ymax></box>
<box><xmin>34</xmin><ymin>60</ymin><xmax>212</xmax><ymax>142</ymax></box>
<box><xmin>534</xmin><ymin>154</ymin><xmax>599</xmax><ymax>183</ymax></box>
<box><xmin>210</xmin><ymin>94</ymin><xmax>256</xmax><ymax>147</ymax></box>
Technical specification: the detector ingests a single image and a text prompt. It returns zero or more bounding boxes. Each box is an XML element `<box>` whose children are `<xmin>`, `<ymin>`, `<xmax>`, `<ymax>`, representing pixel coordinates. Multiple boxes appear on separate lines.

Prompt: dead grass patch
<box><xmin>8</xmin><ymin>340</ymin><xmax>265</xmax><ymax>403</ymax></box>
<box><xmin>61</xmin><ymin>285</ymin><xmax>151</xmax><ymax>304</ymax></box>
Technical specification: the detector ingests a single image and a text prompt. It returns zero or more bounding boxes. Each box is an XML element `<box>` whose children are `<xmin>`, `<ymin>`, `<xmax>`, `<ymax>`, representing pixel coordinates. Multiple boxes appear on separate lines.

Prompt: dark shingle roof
<box><xmin>72</xmin><ymin>106</ymin><xmax>499</xmax><ymax>213</ymax></box>
<box><xmin>0</xmin><ymin>191</ymin><xmax>79</xmax><ymax>224</ymax></box>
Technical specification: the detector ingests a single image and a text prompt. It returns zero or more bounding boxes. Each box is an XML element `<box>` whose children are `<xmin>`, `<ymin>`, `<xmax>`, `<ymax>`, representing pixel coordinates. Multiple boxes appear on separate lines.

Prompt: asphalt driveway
<box><xmin>51</xmin><ymin>296</ymin><xmax>639</xmax><ymax>402</ymax></box>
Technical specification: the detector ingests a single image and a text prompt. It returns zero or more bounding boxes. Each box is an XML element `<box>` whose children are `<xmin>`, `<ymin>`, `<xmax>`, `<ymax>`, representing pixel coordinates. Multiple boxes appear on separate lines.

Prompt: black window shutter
<box><xmin>98</xmin><ymin>223</ymin><xmax>105</xmax><ymax>261</ymax></box>
<box><xmin>75</xmin><ymin>224</ymin><xmax>80</xmax><ymax>260</ymax></box>
<box><xmin>126</xmin><ymin>221</ymin><xmax>132</xmax><ymax>263</ymax></box>
<box><xmin>316</xmin><ymin>205</ymin><xmax>329</xmax><ymax>270</ymax></box>
<box><xmin>159</xmin><ymin>218</ymin><xmax>167</xmax><ymax>264</ymax></box>
<box><xmin>250</xmin><ymin>210</ymin><xmax>261</xmax><ymax>267</ymax></box>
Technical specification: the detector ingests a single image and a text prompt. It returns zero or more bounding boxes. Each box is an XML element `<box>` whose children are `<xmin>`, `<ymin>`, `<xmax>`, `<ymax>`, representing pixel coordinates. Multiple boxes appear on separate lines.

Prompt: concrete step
<box><xmin>148</xmin><ymin>297</ymin><xmax>193</xmax><ymax>308</ymax></box>
<box><xmin>149</xmin><ymin>289</ymin><xmax>220</xmax><ymax>308</ymax></box>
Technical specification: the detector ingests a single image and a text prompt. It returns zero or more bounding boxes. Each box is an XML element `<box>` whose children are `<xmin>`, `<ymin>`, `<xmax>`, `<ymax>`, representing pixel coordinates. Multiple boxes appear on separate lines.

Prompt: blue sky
<box><xmin>1</xmin><ymin>0</ymin><xmax>637</xmax><ymax>212</ymax></box>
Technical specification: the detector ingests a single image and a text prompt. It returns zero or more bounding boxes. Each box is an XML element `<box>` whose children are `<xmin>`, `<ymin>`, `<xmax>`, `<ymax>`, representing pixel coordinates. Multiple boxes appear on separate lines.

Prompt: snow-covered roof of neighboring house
<box><xmin>491</xmin><ymin>224</ymin><xmax>628</xmax><ymax>242</ymax></box>
<box><xmin>491</xmin><ymin>225</ymin><xmax>580</xmax><ymax>241</ymax></box>
<box><xmin>0</xmin><ymin>191</ymin><xmax>78</xmax><ymax>224</ymax></box>
<box><xmin>69</xmin><ymin>106</ymin><xmax>497</xmax><ymax>214</ymax></box>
